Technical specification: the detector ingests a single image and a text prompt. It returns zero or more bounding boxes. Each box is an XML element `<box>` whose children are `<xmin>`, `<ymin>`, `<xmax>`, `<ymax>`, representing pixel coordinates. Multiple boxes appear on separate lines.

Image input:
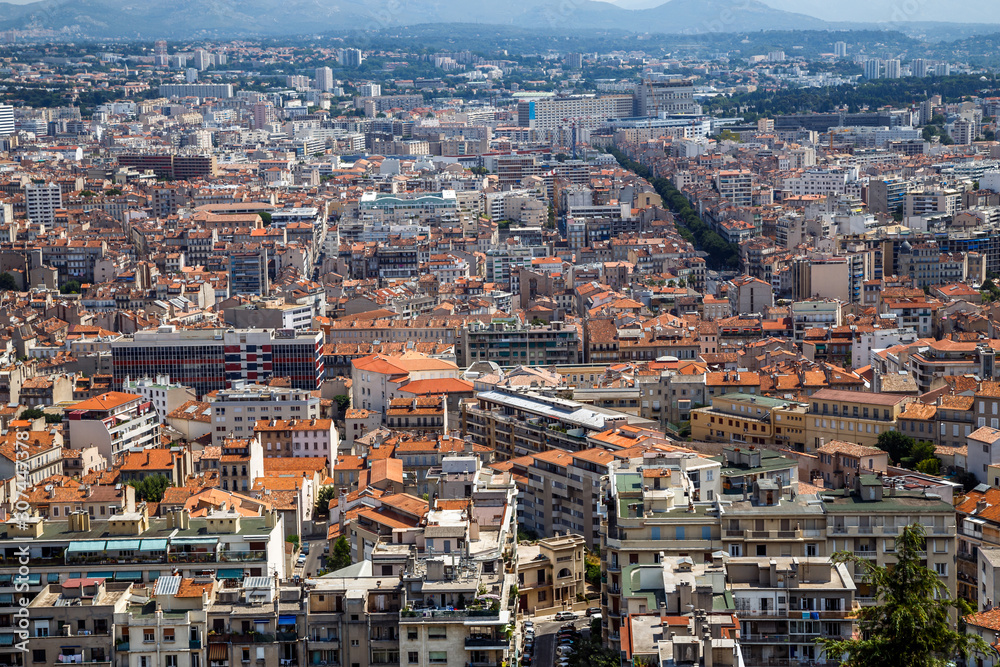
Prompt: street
<box><xmin>299</xmin><ymin>537</ymin><xmax>328</xmax><ymax>578</ymax></box>
<box><xmin>523</xmin><ymin>615</ymin><xmax>591</xmax><ymax>667</ymax></box>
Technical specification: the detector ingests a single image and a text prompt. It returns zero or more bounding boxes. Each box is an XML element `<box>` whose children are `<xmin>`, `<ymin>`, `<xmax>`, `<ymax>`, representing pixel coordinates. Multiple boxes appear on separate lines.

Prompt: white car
<box><xmin>554</xmin><ymin>612</ymin><xmax>578</xmax><ymax>621</ymax></box>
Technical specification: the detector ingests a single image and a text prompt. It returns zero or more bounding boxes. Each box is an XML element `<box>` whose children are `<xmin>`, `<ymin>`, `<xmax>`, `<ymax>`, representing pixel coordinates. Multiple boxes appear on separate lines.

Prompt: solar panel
<box><xmin>153</xmin><ymin>575</ymin><xmax>182</xmax><ymax>596</ymax></box>
<box><xmin>242</xmin><ymin>576</ymin><xmax>273</xmax><ymax>589</ymax></box>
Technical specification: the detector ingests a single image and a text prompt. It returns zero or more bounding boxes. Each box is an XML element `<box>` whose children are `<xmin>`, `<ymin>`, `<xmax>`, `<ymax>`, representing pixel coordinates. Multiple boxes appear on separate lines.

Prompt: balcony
<box><xmin>276</xmin><ymin>632</ymin><xmax>299</xmax><ymax>642</ymax></box>
<box><xmin>190</xmin><ymin>640</ymin><xmax>202</xmax><ymax>649</ymax></box>
<box><xmin>220</xmin><ymin>550</ymin><xmax>267</xmax><ymax>563</ymax></box>
<box><xmin>400</xmin><ymin>609</ymin><xmax>500</xmax><ymax>622</ymax></box>
<box><xmin>853</xmin><ymin>551</ymin><xmax>877</xmax><ymax>559</ymax></box>
<box><xmin>210</xmin><ymin>632</ymin><xmax>276</xmax><ymax>643</ymax></box>
<box><xmin>169</xmin><ymin>552</ymin><xmax>217</xmax><ymax>564</ymax></box>
<box><xmin>308</xmin><ymin>636</ymin><xmax>340</xmax><ymax>648</ymax></box>
<box><xmin>465</xmin><ymin>637</ymin><xmax>508</xmax><ymax>650</ymax></box>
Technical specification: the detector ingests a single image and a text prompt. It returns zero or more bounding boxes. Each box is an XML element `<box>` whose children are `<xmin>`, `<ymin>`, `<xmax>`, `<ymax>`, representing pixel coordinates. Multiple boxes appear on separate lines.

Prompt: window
<box><xmin>538</xmin><ymin>590</ymin><xmax>547</xmax><ymax>602</ymax></box>
<box><xmin>428</xmin><ymin>626</ymin><xmax>446</xmax><ymax>640</ymax></box>
<box><xmin>934</xmin><ymin>562</ymin><xmax>948</xmax><ymax>577</ymax></box>
<box><xmin>144</xmin><ymin>629</ymin><xmax>155</xmax><ymax>642</ymax></box>
<box><xmin>32</xmin><ymin>650</ymin><xmax>45</xmax><ymax>664</ymax></box>
<box><xmin>408</xmin><ymin>653</ymin><xmax>419</xmax><ymax>664</ymax></box>
<box><xmin>166</xmin><ymin>657</ymin><xmax>178</xmax><ymax>667</ymax></box>
<box><xmin>163</xmin><ymin>628</ymin><xmax>175</xmax><ymax>642</ymax></box>
<box><xmin>351</xmin><ymin>640</ymin><xmax>360</xmax><ymax>647</ymax></box>
<box><xmin>756</xmin><ymin>544</ymin><xmax>767</xmax><ymax>557</ymax></box>
<box><xmin>429</xmin><ymin>653</ymin><xmax>448</xmax><ymax>664</ymax></box>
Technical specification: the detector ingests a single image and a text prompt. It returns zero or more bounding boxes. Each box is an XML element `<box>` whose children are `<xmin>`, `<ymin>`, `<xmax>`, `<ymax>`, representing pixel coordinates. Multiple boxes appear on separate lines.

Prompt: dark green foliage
<box><xmin>329</xmin><ymin>535</ymin><xmax>351</xmax><ymax>571</ymax></box>
<box><xmin>819</xmin><ymin>523</ymin><xmax>987</xmax><ymax>667</ymax></box>
<box><xmin>0</xmin><ymin>273</ymin><xmax>18</xmax><ymax>291</ymax></box>
<box><xmin>314</xmin><ymin>486</ymin><xmax>338</xmax><ymax>518</ymax></box>
<box><xmin>607</xmin><ymin>148</ymin><xmax>739</xmax><ymax>270</ymax></box>
<box><xmin>128</xmin><ymin>474</ymin><xmax>171</xmax><ymax>503</ymax></box>
<box><xmin>60</xmin><ymin>280</ymin><xmax>81</xmax><ymax>295</ymax></box>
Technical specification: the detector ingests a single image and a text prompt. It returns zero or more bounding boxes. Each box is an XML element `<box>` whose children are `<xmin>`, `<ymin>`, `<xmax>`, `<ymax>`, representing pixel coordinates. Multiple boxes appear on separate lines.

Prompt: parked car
<box><xmin>586</xmin><ymin>607</ymin><xmax>600</xmax><ymax>616</ymax></box>
<box><xmin>302</xmin><ymin>544</ymin><xmax>310</xmax><ymax>554</ymax></box>
<box><xmin>523</xmin><ymin>621</ymin><xmax>534</xmax><ymax>631</ymax></box>
<box><xmin>555</xmin><ymin>611</ymin><xmax>578</xmax><ymax>621</ymax></box>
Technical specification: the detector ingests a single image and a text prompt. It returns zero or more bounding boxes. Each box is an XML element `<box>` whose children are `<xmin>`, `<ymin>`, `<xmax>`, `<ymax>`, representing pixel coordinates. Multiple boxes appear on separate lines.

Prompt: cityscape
<box><xmin>4</xmin><ymin>3</ymin><xmax>1000</xmax><ymax>667</ymax></box>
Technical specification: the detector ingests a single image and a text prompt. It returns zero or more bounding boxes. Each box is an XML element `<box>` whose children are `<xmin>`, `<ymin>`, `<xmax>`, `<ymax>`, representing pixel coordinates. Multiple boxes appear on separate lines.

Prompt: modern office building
<box><xmin>112</xmin><ymin>326</ymin><xmax>324</xmax><ymax>397</ymax></box>
<box><xmin>0</xmin><ymin>104</ymin><xmax>13</xmax><ymax>136</ymax></box>
<box><xmin>157</xmin><ymin>83</ymin><xmax>234</xmax><ymax>98</ymax></box>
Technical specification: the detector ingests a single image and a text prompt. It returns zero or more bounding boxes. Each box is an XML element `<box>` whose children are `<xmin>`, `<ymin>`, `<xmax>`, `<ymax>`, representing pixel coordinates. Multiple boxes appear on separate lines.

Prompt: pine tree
<box><xmin>819</xmin><ymin>523</ymin><xmax>987</xmax><ymax>667</ymax></box>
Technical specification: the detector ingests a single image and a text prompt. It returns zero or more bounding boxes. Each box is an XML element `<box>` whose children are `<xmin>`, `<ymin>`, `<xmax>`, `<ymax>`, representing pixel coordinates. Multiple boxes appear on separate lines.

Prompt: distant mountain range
<box><xmin>0</xmin><ymin>0</ymin><xmax>992</xmax><ymax>40</ymax></box>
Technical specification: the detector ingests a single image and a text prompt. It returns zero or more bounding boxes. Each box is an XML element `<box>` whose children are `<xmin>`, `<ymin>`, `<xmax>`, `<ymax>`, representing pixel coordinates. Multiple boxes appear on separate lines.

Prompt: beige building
<box><xmin>805</xmin><ymin>388</ymin><xmax>911</xmax><ymax>451</ymax></box>
<box><xmin>515</xmin><ymin>534</ymin><xmax>586</xmax><ymax>614</ymax></box>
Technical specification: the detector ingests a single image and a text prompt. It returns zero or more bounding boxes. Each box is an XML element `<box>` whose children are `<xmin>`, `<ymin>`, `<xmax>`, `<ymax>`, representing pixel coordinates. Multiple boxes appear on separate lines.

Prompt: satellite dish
<box><xmin>44</xmin><ymin>484</ymin><xmax>54</xmax><ymax>492</ymax></box>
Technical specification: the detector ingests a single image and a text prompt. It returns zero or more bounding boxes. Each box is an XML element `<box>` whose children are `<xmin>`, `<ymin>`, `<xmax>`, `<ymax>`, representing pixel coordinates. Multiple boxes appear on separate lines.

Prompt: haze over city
<box><xmin>2</xmin><ymin>3</ymin><xmax>1000</xmax><ymax>667</ymax></box>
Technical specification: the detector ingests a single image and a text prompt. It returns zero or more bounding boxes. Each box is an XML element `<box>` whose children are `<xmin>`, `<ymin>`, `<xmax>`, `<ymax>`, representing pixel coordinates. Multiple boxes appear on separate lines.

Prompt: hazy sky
<box><xmin>606</xmin><ymin>0</ymin><xmax>997</xmax><ymax>22</ymax></box>
<box><xmin>1</xmin><ymin>0</ymin><xmax>996</xmax><ymax>23</ymax></box>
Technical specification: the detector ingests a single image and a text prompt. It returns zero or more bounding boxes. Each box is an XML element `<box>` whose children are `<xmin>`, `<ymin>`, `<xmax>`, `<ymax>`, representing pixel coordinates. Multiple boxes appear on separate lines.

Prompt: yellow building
<box><xmin>690</xmin><ymin>393</ymin><xmax>808</xmax><ymax>447</ymax></box>
<box><xmin>803</xmin><ymin>388</ymin><xmax>911</xmax><ymax>452</ymax></box>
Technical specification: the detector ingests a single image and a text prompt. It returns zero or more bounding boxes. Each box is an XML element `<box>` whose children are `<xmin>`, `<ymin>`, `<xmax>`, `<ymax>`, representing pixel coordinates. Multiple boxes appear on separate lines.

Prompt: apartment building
<box><xmin>729</xmin><ymin>557</ymin><xmax>855</xmax><ymax>667</ymax></box>
<box><xmin>215</xmin><ymin>436</ymin><xmax>265</xmax><ymax>493</ymax></box>
<box><xmin>601</xmin><ymin>454</ymin><xmax>724</xmax><ymax>642</ymax></box>
<box><xmin>112</xmin><ymin>326</ymin><xmax>325</xmax><ymax>397</ymax></box>
<box><xmin>805</xmin><ymin>388</ymin><xmax>911</xmax><ymax>451</ymax></box>
<box><xmin>254</xmin><ymin>417</ymin><xmax>339</xmax><ymax>466</ymax></box>
<box><xmin>25</xmin><ymin>181</ymin><xmax>63</xmax><ymax>227</ymax></box>
<box><xmin>24</xmin><ymin>578</ymin><xmax>130</xmax><ymax>667</ymax></box>
<box><xmin>462</xmin><ymin>388</ymin><xmax>648</xmax><ymax>458</ymax></box>
<box><xmin>0</xmin><ymin>506</ymin><xmax>287</xmax><ymax>586</ymax></box>
<box><xmin>516</xmin><ymin>95</ymin><xmax>634</xmax><ymax>132</ymax></box>
<box><xmin>515</xmin><ymin>534</ymin><xmax>586</xmax><ymax>614</ymax></box>
<box><xmin>462</xmin><ymin>319</ymin><xmax>581</xmax><ymax>367</ymax></box>
<box><xmin>121</xmin><ymin>375</ymin><xmax>197</xmax><ymax>422</ymax></box>
<box><xmin>207</xmin><ymin>382</ymin><xmax>320</xmax><ymax>446</ymax></box>
<box><xmin>66</xmin><ymin>391</ymin><xmax>160</xmax><ymax>463</ymax></box>
<box><xmin>821</xmin><ymin>475</ymin><xmax>957</xmax><ymax>605</ymax></box>
<box><xmin>351</xmin><ymin>352</ymin><xmax>460</xmax><ymax>419</ymax></box>
<box><xmin>690</xmin><ymin>393</ymin><xmax>809</xmax><ymax>449</ymax></box>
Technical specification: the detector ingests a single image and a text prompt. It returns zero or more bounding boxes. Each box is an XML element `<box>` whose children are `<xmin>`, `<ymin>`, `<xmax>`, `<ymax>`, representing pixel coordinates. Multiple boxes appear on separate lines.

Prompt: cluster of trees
<box><xmin>19</xmin><ymin>407</ymin><xmax>62</xmax><ymax>424</ymax></box>
<box><xmin>875</xmin><ymin>431</ymin><xmax>941</xmax><ymax>475</ymax></box>
<box><xmin>127</xmin><ymin>474</ymin><xmax>172</xmax><ymax>503</ymax></box>
<box><xmin>704</xmin><ymin>74</ymin><xmax>997</xmax><ymax>119</ymax></box>
<box><xmin>607</xmin><ymin>148</ymin><xmax>739</xmax><ymax>270</ymax></box>
<box><xmin>922</xmin><ymin>114</ymin><xmax>954</xmax><ymax>145</ymax></box>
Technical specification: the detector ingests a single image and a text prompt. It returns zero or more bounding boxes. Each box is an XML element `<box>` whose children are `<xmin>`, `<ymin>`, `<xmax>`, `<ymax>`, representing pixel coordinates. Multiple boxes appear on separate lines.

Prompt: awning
<box><xmin>278</xmin><ymin>615</ymin><xmax>296</xmax><ymax>625</ymax></box>
<box><xmin>0</xmin><ymin>635</ymin><xmax>14</xmax><ymax>647</ymax></box>
<box><xmin>139</xmin><ymin>539</ymin><xmax>168</xmax><ymax>552</ymax></box>
<box><xmin>87</xmin><ymin>572</ymin><xmax>114</xmax><ymax>579</ymax></box>
<box><xmin>21</xmin><ymin>574</ymin><xmax>40</xmax><ymax>585</ymax></box>
<box><xmin>170</xmin><ymin>537</ymin><xmax>219</xmax><ymax>546</ymax></box>
<box><xmin>216</xmin><ymin>569</ymin><xmax>244</xmax><ymax>580</ymax></box>
<box><xmin>0</xmin><ymin>574</ymin><xmax>11</xmax><ymax>584</ymax></box>
<box><xmin>0</xmin><ymin>593</ymin><xmax>13</xmax><ymax>604</ymax></box>
<box><xmin>47</xmin><ymin>573</ymin><xmax>60</xmax><ymax>583</ymax></box>
<box><xmin>209</xmin><ymin>644</ymin><xmax>228</xmax><ymax>660</ymax></box>
<box><xmin>106</xmin><ymin>539</ymin><xmax>141</xmax><ymax>551</ymax></box>
<box><xmin>115</xmin><ymin>572</ymin><xmax>143</xmax><ymax>582</ymax></box>
<box><xmin>67</xmin><ymin>541</ymin><xmax>106</xmax><ymax>553</ymax></box>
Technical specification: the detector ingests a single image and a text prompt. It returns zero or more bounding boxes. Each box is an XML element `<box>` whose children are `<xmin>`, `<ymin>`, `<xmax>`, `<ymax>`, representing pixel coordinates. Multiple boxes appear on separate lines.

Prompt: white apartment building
<box><xmin>122</xmin><ymin>375</ymin><xmax>196</xmax><ymax>422</ymax></box>
<box><xmin>25</xmin><ymin>182</ymin><xmax>62</xmax><ymax>226</ymax></box>
<box><xmin>207</xmin><ymin>381</ymin><xmax>320</xmax><ymax>446</ymax></box>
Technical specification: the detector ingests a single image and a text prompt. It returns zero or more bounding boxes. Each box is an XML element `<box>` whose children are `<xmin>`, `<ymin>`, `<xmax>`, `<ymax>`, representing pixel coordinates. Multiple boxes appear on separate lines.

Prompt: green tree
<box><xmin>60</xmin><ymin>280</ymin><xmax>81</xmax><ymax>295</ymax></box>
<box><xmin>128</xmin><ymin>474</ymin><xmax>171</xmax><ymax>503</ymax></box>
<box><xmin>909</xmin><ymin>440</ymin><xmax>938</xmax><ymax>469</ymax></box>
<box><xmin>915</xmin><ymin>457</ymin><xmax>941</xmax><ymax>475</ymax></box>
<box><xmin>0</xmin><ymin>273</ymin><xmax>16</xmax><ymax>291</ymax></box>
<box><xmin>286</xmin><ymin>535</ymin><xmax>300</xmax><ymax>548</ymax></box>
<box><xmin>20</xmin><ymin>407</ymin><xmax>46</xmax><ymax>420</ymax></box>
<box><xmin>333</xmin><ymin>395</ymin><xmax>351</xmax><ymax>413</ymax></box>
<box><xmin>818</xmin><ymin>523</ymin><xmax>987</xmax><ymax>667</ymax></box>
<box><xmin>314</xmin><ymin>485</ymin><xmax>338</xmax><ymax>518</ymax></box>
<box><xmin>258</xmin><ymin>211</ymin><xmax>272</xmax><ymax>226</ymax></box>
<box><xmin>329</xmin><ymin>535</ymin><xmax>351</xmax><ymax>571</ymax></box>
<box><xmin>876</xmin><ymin>430</ymin><xmax>915</xmax><ymax>465</ymax></box>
